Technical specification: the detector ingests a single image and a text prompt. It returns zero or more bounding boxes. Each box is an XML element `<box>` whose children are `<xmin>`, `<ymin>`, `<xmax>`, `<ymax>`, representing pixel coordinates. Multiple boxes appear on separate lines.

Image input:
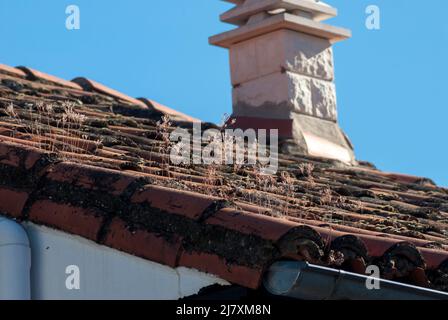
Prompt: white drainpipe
<box><xmin>0</xmin><ymin>217</ymin><xmax>31</xmax><ymax>300</ymax></box>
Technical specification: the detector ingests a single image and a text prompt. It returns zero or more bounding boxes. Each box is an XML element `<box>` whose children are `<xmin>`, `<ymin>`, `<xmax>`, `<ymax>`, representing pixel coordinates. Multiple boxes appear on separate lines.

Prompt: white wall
<box><xmin>0</xmin><ymin>217</ymin><xmax>31</xmax><ymax>300</ymax></box>
<box><xmin>22</xmin><ymin>222</ymin><xmax>229</xmax><ymax>300</ymax></box>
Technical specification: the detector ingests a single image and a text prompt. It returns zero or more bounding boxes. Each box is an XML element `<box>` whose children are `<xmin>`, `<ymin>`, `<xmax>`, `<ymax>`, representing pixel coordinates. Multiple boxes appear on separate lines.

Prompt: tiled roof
<box><xmin>0</xmin><ymin>63</ymin><xmax>447</xmax><ymax>292</ymax></box>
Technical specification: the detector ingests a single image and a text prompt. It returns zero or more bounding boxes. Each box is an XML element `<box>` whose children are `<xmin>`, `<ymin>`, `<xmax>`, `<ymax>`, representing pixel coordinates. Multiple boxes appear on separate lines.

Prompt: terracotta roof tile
<box><xmin>359</xmin><ymin>168</ymin><xmax>435</xmax><ymax>186</ymax></box>
<box><xmin>178</xmin><ymin>251</ymin><xmax>263</xmax><ymax>289</ymax></box>
<box><xmin>33</xmin><ymin>133</ymin><xmax>101</xmax><ymax>153</ymax></box>
<box><xmin>409</xmin><ymin>267</ymin><xmax>431</xmax><ymax>288</ymax></box>
<box><xmin>206</xmin><ymin>208</ymin><xmax>300</xmax><ymax>241</ymax></box>
<box><xmin>289</xmin><ymin>216</ymin><xmax>448</xmax><ymax>250</ymax></box>
<box><xmin>16</xmin><ymin>66</ymin><xmax>83</xmax><ymax>90</ymax></box>
<box><xmin>131</xmin><ymin>185</ymin><xmax>222</xmax><ymax>221</ymax></box>
<box><xmin>138</xmin><ymin>98</ymin><xmax>201</xmax><ymax>123</ymax></box>
<box><xmin>0</xmin><ymin>141</ymin><xmax>49</xmax><ymax>170</ymax></box>
<box><xmin>0</xmin><ymin>143</ymin><xmax>21</xmax><ymax>168</ymax></box>
<box><xmin>45</xmin><ymin>162</ymin><xmax>140</xmax><ymax>196</ymax></box>
<box><xmin>0</xmin><ymin>187</ymin><xmax>29</xmax><ymax>218</ymax></box>
<box><xmin>0</xmin><ymin>64</ymin><xmax>27</xmax><ymax>78</ymax></box>
<box><xmin>104</xmin><ymin>218</ymin><xmax>182</xmax><ymax>268</ymax></box>
<box><xmin>28</xmin><ymin>200</ymin><xmax>105</xmax><ymax>241</ymax></box>
<box><xmin>1</xmin><ymin>62</ymin><xmax>448</xmax><ymax>292</ymax></box>
<box><xmin>72</xmin><ymin>77</ymin><xmax>148</xmax><ymax>109</ymax></box>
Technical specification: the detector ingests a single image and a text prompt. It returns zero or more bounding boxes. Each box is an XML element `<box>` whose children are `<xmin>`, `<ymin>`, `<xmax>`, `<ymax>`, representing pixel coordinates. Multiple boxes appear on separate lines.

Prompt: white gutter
<box><xmin>0</xmin><ymin>217</ymin><xmax>31</xmax><ymax>300</ymax></box>
<box><xmin>264</xmin><ymin>261</ymin><xmax>448</xmax><ymax>300</ymax></box>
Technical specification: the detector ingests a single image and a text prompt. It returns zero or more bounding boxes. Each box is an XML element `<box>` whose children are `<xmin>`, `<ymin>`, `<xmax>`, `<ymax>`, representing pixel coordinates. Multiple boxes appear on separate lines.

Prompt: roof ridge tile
<box><xmin>72</xmin><ymin>77</ymin><xmax>148</xmax><ymax>109</ymax></box>
<box><xmin>138</xmin><ymin>98</ymin><xmax>200</xmax><ymax>123</ymax></box>
<box><xmin>0</xmin><ymin>63</ymin><xmax>27</xmax><ymax>78</ymax></box>
<box><xmin>16</xmin><ymin>66</ymin><xmax>83</xmax><ymax>90</ymax></box>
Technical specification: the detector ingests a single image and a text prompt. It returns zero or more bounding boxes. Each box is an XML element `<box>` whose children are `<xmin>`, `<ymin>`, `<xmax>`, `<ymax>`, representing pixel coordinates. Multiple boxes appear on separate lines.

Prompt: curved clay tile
<box><xmin>0</xmin><ymin>64</ymin><xmax>26</xmax><ymax>78</ymax></box>
<box><xmin>330</xmin><ymin>234</ymin><xmax>369</xmax><ymax>261</ymax></box>
<box><xmin>16</xmin><ymin>66</ymin><xmax>83</xmax><ymax>90</ymax></box>
<box><xmin>138</xmin><ymin>98</ymin><xmax>200</xmax><ymax>123</ymax></box>
<box><xmin>72</xmin><ymin>77</ymin><xmax>148</xmax><ymax>109</ymax></box>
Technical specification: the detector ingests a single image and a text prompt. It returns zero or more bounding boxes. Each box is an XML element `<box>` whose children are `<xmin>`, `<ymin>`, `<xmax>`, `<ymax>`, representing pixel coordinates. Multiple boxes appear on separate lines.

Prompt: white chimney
<box><xmin>210</xmin><ymin>0</ymin><xmax>355</xmax><ymax>163</ymax></box>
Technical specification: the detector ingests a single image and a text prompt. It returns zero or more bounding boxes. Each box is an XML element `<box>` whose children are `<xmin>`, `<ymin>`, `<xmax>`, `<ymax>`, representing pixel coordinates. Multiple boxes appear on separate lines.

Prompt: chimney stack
<box><xmin>210</xmin><ymin>0</ymin><xmax>355</xmax><ymax>163</ymax></box>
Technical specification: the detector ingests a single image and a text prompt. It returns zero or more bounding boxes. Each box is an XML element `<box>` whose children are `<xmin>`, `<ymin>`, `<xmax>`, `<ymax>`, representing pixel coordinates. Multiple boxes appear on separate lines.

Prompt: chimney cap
<box><xmin>209</xmin><ymin>12</ymin><xmax>351</xmax><ymax>48</ymax></box>
<box><xmin>221</xmin><ymin>0</ymin><xmax>337</xmax><ymax>26</ymax></box>
<box><xmin>222</xmin><ymin>0</ymin><xmax>244</xmax><ymax>4</ymax></box>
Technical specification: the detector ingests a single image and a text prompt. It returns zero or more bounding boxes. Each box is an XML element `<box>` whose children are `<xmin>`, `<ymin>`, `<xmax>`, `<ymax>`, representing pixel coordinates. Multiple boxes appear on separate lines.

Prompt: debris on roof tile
<box><xmin>0</xmin><ymin>63</ymin><xmax>447</xmax><ymax>292</ymax></box>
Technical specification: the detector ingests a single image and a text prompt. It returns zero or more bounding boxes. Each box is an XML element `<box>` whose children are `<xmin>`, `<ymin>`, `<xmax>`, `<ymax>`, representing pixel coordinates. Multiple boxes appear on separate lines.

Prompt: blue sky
<box><xmin>0</xmin><ymin>0</ymin><xmax>447</xmax><ymax>186</ymax></box>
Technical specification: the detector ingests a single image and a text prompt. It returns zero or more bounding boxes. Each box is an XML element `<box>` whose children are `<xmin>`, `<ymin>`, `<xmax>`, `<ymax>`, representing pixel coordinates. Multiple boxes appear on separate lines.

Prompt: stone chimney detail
<box><xmin>210</xmin><ymin>0</ymin><xmax>355</xmax><ymax>163</ymax></box>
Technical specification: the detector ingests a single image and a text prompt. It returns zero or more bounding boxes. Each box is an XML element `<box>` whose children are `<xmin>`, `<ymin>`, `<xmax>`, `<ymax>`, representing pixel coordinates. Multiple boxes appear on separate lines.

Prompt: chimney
<box><xmin>210</xmin><ymin>0</ymin><xmax>355</xmax><ymax>163</ymax></box>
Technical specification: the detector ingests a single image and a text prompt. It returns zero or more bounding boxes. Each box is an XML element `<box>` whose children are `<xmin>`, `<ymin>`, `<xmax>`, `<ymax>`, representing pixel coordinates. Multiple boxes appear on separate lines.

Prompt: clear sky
<box><xmin>0</xmin><ymin>0</ymin><xmax>447</xmax><ymax>186</ymax></box>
